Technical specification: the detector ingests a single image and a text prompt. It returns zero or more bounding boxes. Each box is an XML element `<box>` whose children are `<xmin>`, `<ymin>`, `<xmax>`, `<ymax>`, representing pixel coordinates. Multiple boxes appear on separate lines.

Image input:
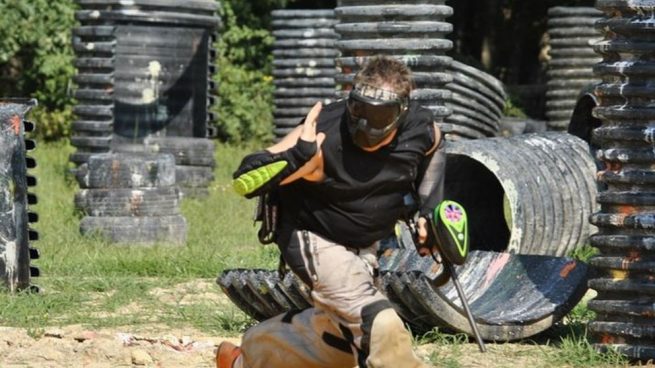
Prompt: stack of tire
<box><xmin>0</xmin><ymin>99</ymin><xmax>39</xmax><ymax>292</ymax></box>
<box><xmin>588</xmin><ymin>0</ymin><xmax>655</xmax><ymax>360</ymax></box>
<box><xmin>271</xmin><ymin>9</ymin><xmax>339</xmax><ymax>140</ymax></box>
<box><xmin>71</xmin><ymin>0</ymin><xmax>221</xmax><ymax>173</ymax></box>
<box><xmin>334</xmin><ymin>0</ymin><xmax>454</xmax><ymax>131</ymax></box>
<box><xmin>70</xmin><ymin>11</ymin><xmax>116</xmax><ymax>166</ymax></box>
<box><xmin>115</xmin><ymin>136</ymin><xmax>216</xmax><ymax>198</ymax></box>
<box><xmin>545</xmin><ymin>6</ymin><xmax>603</xmax><ymax>131</ymax></box>
<box><xmin>442</xmin><ymin>60</ymin><xmax>506</xmax><ymax>140</ymax></box>
<box><xmin>75</xmin><ymin>153</ymin><xmax>187</xmax><ymax>245</ymax></box>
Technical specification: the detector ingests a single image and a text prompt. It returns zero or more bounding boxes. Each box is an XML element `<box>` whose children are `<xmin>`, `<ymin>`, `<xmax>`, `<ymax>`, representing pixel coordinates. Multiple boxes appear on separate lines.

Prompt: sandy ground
<box><xmin>0</xmin><ymin>322</ymin><xmax>565</xmax><ymax>368</ymax></box>
<box><xmin>0</xmin><ymin>282</ymin><xmax>636</xmax><ymax>368</ymax></box>
<box><xmin>0</xmin><ymin>324</ymin><xmax>233</xmax><ymax>368</ymax></box>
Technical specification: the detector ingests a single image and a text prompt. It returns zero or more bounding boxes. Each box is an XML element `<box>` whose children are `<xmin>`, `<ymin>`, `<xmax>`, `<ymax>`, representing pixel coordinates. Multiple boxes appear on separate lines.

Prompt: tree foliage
<box><xmin>211</xmin><ymin>1</ymin><xmax>282</xmax><ymax>143</ymax></box>
<box><xmin>0</xmin><ymin>0</ymin><xmax>77</xmax><ymax>140</ymax></box>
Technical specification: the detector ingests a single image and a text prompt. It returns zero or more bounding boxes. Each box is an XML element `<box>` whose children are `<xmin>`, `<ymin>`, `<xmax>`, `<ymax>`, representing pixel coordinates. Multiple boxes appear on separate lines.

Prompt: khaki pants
<box><xmin>234</xmin><ymin>230</ymin><xmax>429</xmax><ymax>368</ymax></box>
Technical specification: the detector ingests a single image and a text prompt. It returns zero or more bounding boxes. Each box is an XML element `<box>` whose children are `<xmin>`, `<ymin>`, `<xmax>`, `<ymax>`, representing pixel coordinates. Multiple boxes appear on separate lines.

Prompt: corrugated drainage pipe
<box><xmin>587</xmin><ymin>0</ymin><xmax>655</xmax><ymax>360</ymax></box>
<box><xmin>0</xmin><ymin>99</ymin><xmax>39</xmax><ymax>292</ymax></box>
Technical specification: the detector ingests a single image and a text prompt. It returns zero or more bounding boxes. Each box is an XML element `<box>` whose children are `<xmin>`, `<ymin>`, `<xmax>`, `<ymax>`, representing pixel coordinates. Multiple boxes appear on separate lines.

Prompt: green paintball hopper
<box><xmin>430</xmin><ymin>200</ymin><xmax>469</xmax><ymax>265</ymax></box>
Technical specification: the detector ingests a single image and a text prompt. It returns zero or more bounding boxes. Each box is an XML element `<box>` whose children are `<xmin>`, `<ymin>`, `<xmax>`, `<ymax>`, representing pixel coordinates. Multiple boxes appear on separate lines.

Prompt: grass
<box><xmin>0</xmin><ymin>140</ymin><xmax>275</xmax><ymax>335</ymax></box>
<box><xmin>0</xmin><ymin>140</ymin><xmax>636</xmax><ymax>366</ymax></box>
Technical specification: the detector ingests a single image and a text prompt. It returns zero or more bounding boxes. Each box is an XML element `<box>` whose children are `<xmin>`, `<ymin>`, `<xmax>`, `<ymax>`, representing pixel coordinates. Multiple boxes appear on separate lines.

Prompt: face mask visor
<box><xmin>347</xmin><ymin>85</ymin><xmax>408</xmax><ymax>149</ymax></box>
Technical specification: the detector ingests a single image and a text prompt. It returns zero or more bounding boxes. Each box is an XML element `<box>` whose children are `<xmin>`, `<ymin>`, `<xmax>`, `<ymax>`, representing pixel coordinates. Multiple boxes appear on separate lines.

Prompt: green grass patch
<box><xmin>0</xmin><ymin>140</ymin><xmax>273</xmax><ymax>334</ymax></box>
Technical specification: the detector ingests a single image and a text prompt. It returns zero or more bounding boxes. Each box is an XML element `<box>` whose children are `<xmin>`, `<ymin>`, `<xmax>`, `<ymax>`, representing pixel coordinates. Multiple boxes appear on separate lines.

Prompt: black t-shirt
<box><xmin>277</xmin><ymin>99</ymin><xmax>436</xmax><ymax>248</ymax></box>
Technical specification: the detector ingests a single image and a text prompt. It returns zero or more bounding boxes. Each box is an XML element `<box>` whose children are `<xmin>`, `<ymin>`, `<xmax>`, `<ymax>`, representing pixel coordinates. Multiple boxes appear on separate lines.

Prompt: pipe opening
<box><xmin>444</xmin><ymin>155</ymin><xmax>509</xmax><ymax>253</ymax></box>
<box><xmin>568</xmin><ymin>92</ymin><xmax>601</xmax><ymax>147</ymax></box>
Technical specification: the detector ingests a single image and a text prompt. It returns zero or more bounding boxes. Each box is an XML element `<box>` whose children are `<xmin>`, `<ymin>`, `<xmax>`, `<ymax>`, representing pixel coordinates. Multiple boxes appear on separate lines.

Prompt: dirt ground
<box><xmin>0</xmin><ymin>322</ymin><xmax>554</xmax><ymax>368</ymax></box>
<box><xmin>0</xmin><ymin>281</ymin><xmax>630</xmax><ymax>368</ymax></box>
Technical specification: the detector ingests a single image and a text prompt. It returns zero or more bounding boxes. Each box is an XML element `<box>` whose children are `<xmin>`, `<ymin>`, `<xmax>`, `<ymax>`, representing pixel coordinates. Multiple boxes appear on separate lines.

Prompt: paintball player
<box><xmin>218</xmin><ymin>55</ymin><xmax>446</xmax><ymax>368</ymax></box>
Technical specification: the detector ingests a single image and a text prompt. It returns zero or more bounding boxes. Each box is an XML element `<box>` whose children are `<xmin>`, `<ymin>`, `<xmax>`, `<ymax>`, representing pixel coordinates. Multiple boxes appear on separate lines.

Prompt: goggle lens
<box><xmin>346</xmin><ymin>99</ymin><xmax>400</xmax><ymax>131</ymax></box>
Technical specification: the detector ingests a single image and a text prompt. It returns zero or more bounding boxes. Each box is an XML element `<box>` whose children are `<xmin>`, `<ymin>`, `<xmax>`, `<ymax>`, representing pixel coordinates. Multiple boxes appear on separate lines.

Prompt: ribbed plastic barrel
<box><xmin>442</xmin><ymin>60</ymin><xmax>506</xmax><ymax>140</ymax></box>
<box><xmin>0</xmin><ymin>99</ymin><xmax>39</xmax><ymax>292</ymax></box>
<box><xmin>546</xmin><ymin>6</ymin><xmax>603</xmax><ymax>131</ymax></box>
<box><xmin>271</xmin><ymin>9</ymin><xmax>339</xmax><ymax>139</ymax></box>
<box><xmin>334</xmin><ymin>0</ymin><xmax>456</xmax><ymax>135</ymax></box>
<box><xmin>71</xmin><ymin>0</ymin><xmax>220</xmax><ymax>166</ymax></box>
<box><xmin>588</xmin><ymin>1</ymin><xmax>655</xmax><ymax>360</ymax></box>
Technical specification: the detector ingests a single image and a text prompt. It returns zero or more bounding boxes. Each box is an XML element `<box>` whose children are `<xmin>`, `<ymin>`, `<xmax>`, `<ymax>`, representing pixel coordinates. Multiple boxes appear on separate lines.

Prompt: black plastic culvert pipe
<box><xmin>588</xmin><ymin>0</ymin><xmax>655</xmax><ymax>360</ymax></box>
<box><xmin>0</xmin><ymin>99</ymin><xmax>39</xmax><ymax>292</ymax></box>
<box><xmin>445</xmin><ymin>132</ymin><xmax>598</xmax><ymax>257</ymax></box>
<box><xmin>71</xmin><ymin>0</ymin><xmax>220</xmax><ymax>166</ymax></box>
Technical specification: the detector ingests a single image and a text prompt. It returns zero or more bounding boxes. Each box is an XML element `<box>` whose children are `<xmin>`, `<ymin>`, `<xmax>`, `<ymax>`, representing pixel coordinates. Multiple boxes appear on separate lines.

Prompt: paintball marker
<box><xmin>406</xmin><ymin>200</ymin><xmax>486</xmax><ymax>353</ymax></box>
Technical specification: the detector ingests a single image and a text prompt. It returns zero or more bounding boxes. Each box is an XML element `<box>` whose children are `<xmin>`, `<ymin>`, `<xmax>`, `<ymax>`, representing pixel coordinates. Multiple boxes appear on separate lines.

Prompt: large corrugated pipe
<box><xmin>445</xmin><ymin>132</ymin><xmax>598</xmax><ymax>257</ymax></box>
<box><xmin>545</xmin><ymin>6</ymin><xmax>603</xmax><ymax>131</ymax></box>
<box><xmin>271</xmin><ymin>9</ymin><xmax>339</xmax><ymax>140</ymax></box>
<box><xmin>71</xmin><ymin>0</ymin><xmax>221</xmax><ymax>166</ymax></box>
<box><xmin>0</xmin><ymin>99</ymin><xmax>39</xmax><ymax>292</ymax></box>
<box><xmin>588</xmin><ymin>0</ymin><xmax>655</xmax><ymax>360</ymax></box>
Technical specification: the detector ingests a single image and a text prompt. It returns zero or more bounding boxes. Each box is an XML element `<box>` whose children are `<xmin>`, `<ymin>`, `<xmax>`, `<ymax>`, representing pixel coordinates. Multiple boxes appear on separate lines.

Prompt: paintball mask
<box><xmin>347</xmin><ymin>84</ymin><xmax>409</xmax><ymax>149</ymax></box>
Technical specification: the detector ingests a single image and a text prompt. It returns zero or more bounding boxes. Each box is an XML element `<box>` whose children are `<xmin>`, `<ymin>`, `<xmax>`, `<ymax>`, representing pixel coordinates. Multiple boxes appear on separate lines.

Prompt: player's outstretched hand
<box><xmin>300</xmin><ymin>102</ymin><xmax>322</xmax><ymax>142</ymax></box>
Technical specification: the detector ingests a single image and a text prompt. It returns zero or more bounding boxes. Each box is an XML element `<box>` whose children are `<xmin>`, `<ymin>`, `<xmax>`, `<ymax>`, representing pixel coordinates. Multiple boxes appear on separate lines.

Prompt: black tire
<box><xmin>73</xmin><ymin>104</ymin><xmax>113</xmax><ymax>118</ymax></box>
<box><xmin>335</xmin><ymin>21</ymin><xmax>452</xmax><ymax>37</ymax></box>
<box><xmin>274</xmin><ymin>78</ymin><xmax>336</xmax><ymax>88</ymax></box>
<box><xmin>548</xmin><ymin>6</ymin><xmax>603</xmax><ymax>17</ymax></box>
<box><xmin>0</xmin><ymin>99</ymin><xmax>39</xmax><ymax>291</ymax></box>
<box><xmin>74</xmin><ymin>57</ymin><xmax>114</xmax><ymax>69</ymax></box>
<box><xmin>548</xmin><ymin>17</ymin><xmax>600</xmax><ymax>28</ymax></box>
<box><xmin>80</xmin><ymin>215</ymin><xmax>187</xmax><ymax>245</ymax></box>
<box><xmin>274</xmin><ymin>87</ymin><xmax>338</xmax><ymax>98</ymax></box>
<box><xmin>549</xmin><ymin>47</ymin><xmax>601</xmax><ymax>58</ymax></box>
<box><xmin>449</xmin><ymin>60</ymin><xmax>507</xmax><ymax>100</ymax></box>
<box><xmin>337</xmin><ymin>55</ymin><xmax>452</xmax><ymax>69</ymax></box>
<box><xmin>271</xmin><ymin>9</ymin><xmax>335</xmax><ymax>18</ymax></box>
<box><xmin>272</xmin><ymin>48</ymin><xmax>339</xmax><ymax>58</ymax></box>
<box><xmin>76</xmin><ymin>152</ymin><xmax>177</xmax><ymax>189</ymax></box>
<box><xmin>549</xmin><ymin>27</ymin><xmax>602</xmax><ymax>37</ymax></box>
<box><xmin>275</xmin><ymin>97</ymin><xmax>335</xmax><ymax>108</ymax></box>
<box><xmin>549</xmin><ymin>37</ymin><xmax>602</xmax><ymax>48</ymax></box>
<box><xmin>75</xmin><ymin>187</ymin><xmax>181</xmax><ymax>217</ymax></box>
<box><xmin>546</xmin><ymin>68</ymin><xmax>596</xmax><ymax>79</ymax></box>
<box><xmin>272</xmin><ymin>29</ymin><xmax>338</xmax><ymax>40</ymax></box>
<box><xmin>74</xmin><ymin>89</ymin><xmax>114</xmax><ymax>102</ymax></box>
<box><xmin>273</xmin><ymin>58</ymin><xmax>336</xmax><ymax>68</ymax></box>
<box><xmin>271</xmin><ymin>18</ymin><xmax>337</xmax><ymax>29</ymax></box>
<box><xmin>140</xmin><ymin>137</ymin><xmax>216</xmax><ymax>167</ymax></box>
<box><xmin>337</xmin><ymin>38</ymin><xmax>452</xmax><ymax>52</ymax></box>
<box><xmin>175</xmin><ymin>165</ymin><xmax>215</xmax><ymax>188</ymax></box>
<box><xmin>71</xmin><ymin>120</ymin><xmax>113</xmax><ymax>134</ymax></box>
<box><xmin>335</xmin><ymin>5</ymin><xmax>453</xmax><ymax>20</ymax></box>
<box><xmin>71</xmin><ymin>135</ymin><xmax>112</xmax><ymax>150</ymax></box>
<box><xmin>272</xmin><ymin>68</ymin><xmax>338</xmax><ymax>78</ymax></box>
<box><xmin>273</xmin><ymin>39</ymin><xmax>336</xmax><ymax>49</ymax></box>
<box><xmin>444</xmin><ymin>83</ymin><xmax>503</xmax><ymax>118</ymax></box>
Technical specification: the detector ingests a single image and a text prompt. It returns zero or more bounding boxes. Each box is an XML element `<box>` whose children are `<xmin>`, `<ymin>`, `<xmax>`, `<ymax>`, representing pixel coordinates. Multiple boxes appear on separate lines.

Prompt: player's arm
<box><xmin>232</xmin><ymin>102</ymin><xmax>324</xmax><ymax>198</ymax></box>
<box><xmin>415</xmin><ymin>123</ymin><xmax>446</xmax><ymax>251</ymax></box>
